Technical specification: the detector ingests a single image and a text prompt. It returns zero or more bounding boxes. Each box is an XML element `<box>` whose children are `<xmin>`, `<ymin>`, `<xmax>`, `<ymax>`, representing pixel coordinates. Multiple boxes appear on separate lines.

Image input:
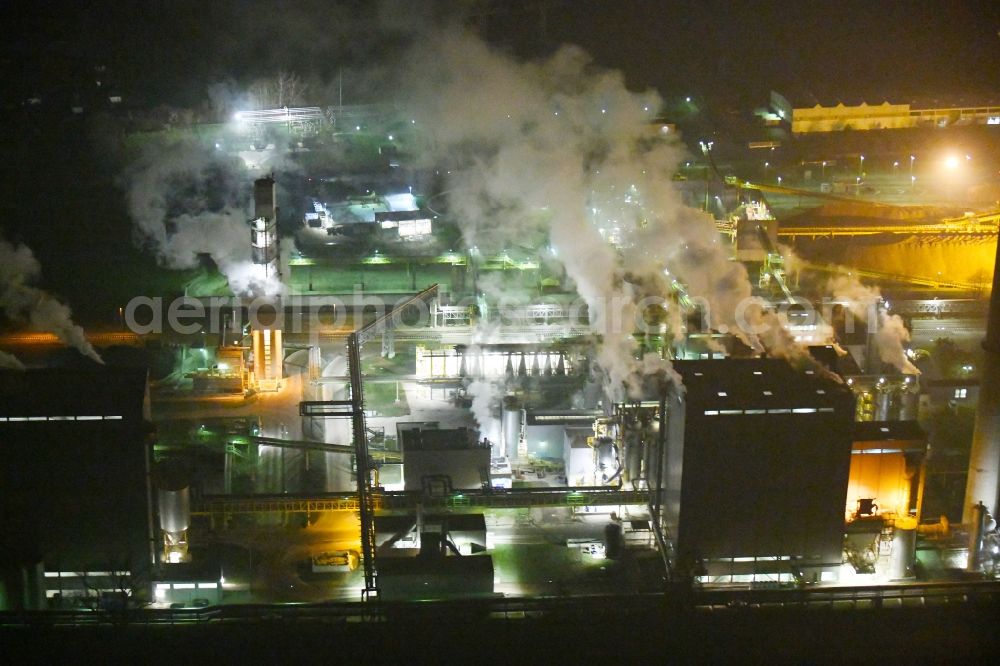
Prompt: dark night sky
<box><xmin>2</xmin><ymin>0</ymin><xmax>999</xmax><ymax>109</ymax></box>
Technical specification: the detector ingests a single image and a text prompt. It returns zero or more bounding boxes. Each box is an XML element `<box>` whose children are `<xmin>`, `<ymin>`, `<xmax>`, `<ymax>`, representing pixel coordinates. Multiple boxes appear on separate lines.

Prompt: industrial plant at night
<box><xmin>2</xmin><ymin>0</ymin><xmax>1000</xmax><ymax>661</ymax></box>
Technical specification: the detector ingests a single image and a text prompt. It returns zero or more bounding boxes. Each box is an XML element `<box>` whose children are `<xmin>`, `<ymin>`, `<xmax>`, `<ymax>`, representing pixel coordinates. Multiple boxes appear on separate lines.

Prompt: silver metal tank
<box><xmin>889</xmin><ymin>526</ymin><xmax>916</xmax><ymax>579</ymax></box>
<box><xmin>875</xmin><ymin>386</ymin><xmax>893</xmax><ymax>421</ymax></box>
<box><xmin>898</xmin><ymin>379</ymin><xmax>919</xmax><ymax>421</ymax></box>
<box><xmin>157</xmin><ymin>486</ymin><xmax>191</xmax><ymax>534</ymax></box>
<box><xmin>501</xmin><ymin>396</ymin><xmax>522</xmax><ymax>460</ymax></box>
<box><xmin>624</xmin><ymin>430</ymin><xmax>643</xmax><ymax>486</ymax></box>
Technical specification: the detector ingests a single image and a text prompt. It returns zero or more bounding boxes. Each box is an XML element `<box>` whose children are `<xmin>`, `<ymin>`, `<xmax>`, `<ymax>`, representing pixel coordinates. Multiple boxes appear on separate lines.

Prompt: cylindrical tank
<box><xmin>501</xmin><ymin>396</ymin><xmax>522</xmax><ymax>460</ymax></box>
<box><xmin>898</xmin><ymin>380</ymin><xmax>919</xmax><ymax>421</ymax></box>
<box><xmin>157</xmin><ymin>487</ymin><xmax>191</xmax><ymax>535</ymax></box>
<box><xmin>967</xmin><ymin>502</ymin><xmax>987</xmax><ymax>572</ymax></box>
<box><xmin>0</xmin><ymin>560</ymin><xmax>45</xmax><ymax>610</ymax></box>
<box><xmin>604</xmin><ymin>522</ymin><xmax>623</xmax><ymax>559</ymax></box>
<box><xmin>624</xmin><ymin>430</ymin><xmax>643</xmax><ymax>485</ymax></box>
<box><xmin>595</xmin><ymin>438</ymin><xmax>617</xmax><ymax>482</ymax></box>
<box><xmin>308</xmin><ymin>346</ymin><xmax>322</xmax><ymax>381</ymax></box>
<box><xmin>875</xmin><ymin>387</ymin><xmax>893</xmax><ymax>421</ymax></box>
<box><xmin>889</xmin><ymin>526</ymin><xmax>916</xmax><ymax>579</ymax></box>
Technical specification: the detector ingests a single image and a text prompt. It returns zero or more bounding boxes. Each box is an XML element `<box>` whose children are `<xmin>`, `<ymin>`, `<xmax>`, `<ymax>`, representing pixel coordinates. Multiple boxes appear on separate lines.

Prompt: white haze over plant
<box><xmin>402</xmin><ymin>29</ymin><xmax>827</xmax><ymax>399</ymax></box>
<box><xmin>119</xmin><ymin>21</ymin><xmax>912</xmax><ymax>401</ymax></box>
<box><xmin>827</xmin><ymin>275</ymin><xmax>919</xmax><ymax>375</ymax></box>
<box><xmin>0</xmin><ymin>234</ymin><xmax>103</xmax><ymax>364</ymax></box>
<box><xmin>124</xmin><ymin>140</ymin><xmax>287</xmax><ymax>297</ymax></box>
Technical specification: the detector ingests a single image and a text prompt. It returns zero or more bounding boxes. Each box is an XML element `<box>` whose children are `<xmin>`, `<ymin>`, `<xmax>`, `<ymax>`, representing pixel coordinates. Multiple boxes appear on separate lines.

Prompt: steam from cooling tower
<box><xmin>827</xmin><ymin>275</ymin><xmax>919</xmax><ymax>375</ymax></box>
<box><xmin>0</xmin><ymin>234</ymin><xmax>103</xmax><ymax>364</ymax></box>
<box><xmin>124</xmin><ymin>139</ymin><xmax>287</xmax><ymax>297</ymax></box>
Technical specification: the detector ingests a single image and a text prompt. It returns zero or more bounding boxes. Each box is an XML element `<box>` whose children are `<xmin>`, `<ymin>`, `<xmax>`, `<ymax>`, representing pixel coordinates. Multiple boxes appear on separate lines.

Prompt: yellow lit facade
<box><xmin>792</xmin><ymin>101</ymin><xmax>1000</xmax><ymax>134</ymax></box>
<box><xmin>251</xmin><ymin>328</ymin><xmax>283</xmax><ymax>391</ymax></box>
<box><xmin>845</xmin><ymin>449</ymin><xmax>911</xmax><ymax>519</ymax></box>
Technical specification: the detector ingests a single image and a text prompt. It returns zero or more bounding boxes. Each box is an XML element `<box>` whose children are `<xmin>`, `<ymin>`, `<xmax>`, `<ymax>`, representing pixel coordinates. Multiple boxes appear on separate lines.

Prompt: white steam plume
<box><xmin>403</xmin><ymin>30</ymin><xmax>760</xmax><ymax>399</ymax></box>
<box><xmin>463</xmin><ymin>319</ymin><xmax>507</xmax><ymax>444</ymax></box>
<box><xmin>827</xmin><ymin>275</ymin><xmax>919</xmax><ymax>374</ymax></box>
<box><xmin>124</xmin><ymin>139</ymin><xmax>286</xmax><ymax>297</ymax></box>
<box><xmin>0</xmin><ymin>234</ymin><xmax>103</xmax><ymax>364</ymax></box>
<box><xmin>467</xmin><ymin>378</ymin><xmax>502</xmax><ymax>445</ymax></box>
<box><xmin>0</xmin><ymin>349</ymin><xmax>25</xmax><ymax>370</ymax></box>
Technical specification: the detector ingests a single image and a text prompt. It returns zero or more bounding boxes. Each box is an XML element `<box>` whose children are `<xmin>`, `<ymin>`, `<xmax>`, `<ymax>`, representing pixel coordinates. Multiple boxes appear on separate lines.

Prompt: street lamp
<box><xmin>911</xmin><ymin>175</ymin><xmax>916</xmax><ymax>191</ymax></box>
<box><xmin>821</xmin><ymin>161</ymin><xmax>827</xmax><ymax>179</ymax></box>
<box><xmin>909</xmin><ymin>155</ymin><xmax>915</xmax><ymax>176</ymax></box>
<box><xmin>893</xmin><ymin>160</ymin><xmax>899</xmax><ymax>176</ymax></box>
<box><xmin>764</xmin><ymin>161</ymin><xmax>769</xmax><ymax>178</ymax></box>
<box><xmin>859</xmin><ymin>154</ymin><xmax>865</xmax><ymax>177</ymax></box>
<box><xmin>777</xmin><ymin>175</ymin><xmax>782</xmax><ymax>185</ymax></box>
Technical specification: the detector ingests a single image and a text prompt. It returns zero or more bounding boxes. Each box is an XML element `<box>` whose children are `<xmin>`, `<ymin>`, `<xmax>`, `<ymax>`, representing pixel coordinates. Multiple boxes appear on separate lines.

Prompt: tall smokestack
<box><xmin>250</xmin><ymin>176</ymin><xmax>280</xmax><ymax>281</ymax></box>
<box><xmin>964</xmin><ymin>235</ymin><xmax>1000</xmax><ymax>522</ymax></box>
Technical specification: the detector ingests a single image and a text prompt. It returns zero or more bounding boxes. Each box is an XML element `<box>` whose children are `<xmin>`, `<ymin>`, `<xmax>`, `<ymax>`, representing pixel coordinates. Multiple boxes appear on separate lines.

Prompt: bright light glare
<box><xmin>944</xmin><ymin>155</ymin><xmax>960</xmax><ymax>170</ymax></box>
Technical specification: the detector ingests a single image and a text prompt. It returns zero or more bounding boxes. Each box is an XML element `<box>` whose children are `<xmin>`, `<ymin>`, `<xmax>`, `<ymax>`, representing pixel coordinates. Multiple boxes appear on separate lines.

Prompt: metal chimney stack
<box><xmin>964</xmin><ymin>234</ymin><xmax>1000</xmax><ymax>523</ymax></box>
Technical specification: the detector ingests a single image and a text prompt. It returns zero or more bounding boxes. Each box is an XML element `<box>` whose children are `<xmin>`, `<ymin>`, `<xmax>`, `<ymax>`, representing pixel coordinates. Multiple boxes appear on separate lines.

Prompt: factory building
<box><xmin>415</xmin><ymin>344</ymin><xmax>574</xmax><ymax>379</ymax></box>
<box><xmin>0</xmin><ymin>368</ymin><xmax>155</xmax><ymax>610</ymax></box>
<box><xmin>847</xmin><ymin>421</ymin><xmax>927</xmax><ymax>520</ymax></box>
<box><xmin>651</xmin><ymin>359</ymin><xmax>856</xmax><ymax>583</ymax></box>
<box><xmin>398</xmin><ymin>423</ymin><xmax>492</xmax><ymax>493</ymax></box>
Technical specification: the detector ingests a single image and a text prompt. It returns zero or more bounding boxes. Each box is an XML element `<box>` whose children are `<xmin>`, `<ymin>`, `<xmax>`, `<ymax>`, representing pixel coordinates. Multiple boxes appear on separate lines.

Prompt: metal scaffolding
<box><xmin>298</xmin><ymin>284</ymin><xmax>439</xmax><ymax>600</ymax></box>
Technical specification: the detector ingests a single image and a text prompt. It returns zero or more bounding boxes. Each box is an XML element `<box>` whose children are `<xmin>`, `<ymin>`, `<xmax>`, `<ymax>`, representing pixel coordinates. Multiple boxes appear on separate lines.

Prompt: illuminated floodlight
<box><xmin>363</xmin><ymin>251</ymin><xmax>390</xmax><ymax>265</ymax></box>
<box><xmin>685</xmin><ymin>96</ymin><xmax>691</xmax><ymax>102</ymax></box>
<box><xmin>944</xmin><ymin>155</ymin><xmax>960</xmax><ymax>170</ymax></box>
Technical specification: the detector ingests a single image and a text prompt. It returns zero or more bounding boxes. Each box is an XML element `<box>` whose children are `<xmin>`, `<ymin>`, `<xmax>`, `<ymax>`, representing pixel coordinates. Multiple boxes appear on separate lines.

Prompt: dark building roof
<box><xmin>0</xmin><ymin>367</ymin><xmax>149</xmax><ymax>423</ymax></box>
<box><xmin>809</xmin><ymin>345</ymin><xmax>863</xmax><ymax>377</ymax></box>
<box><xmin>399</xmin><ymin>425</ymin><xmax>482</xmax><ymax>451</ymax></box>
<box><xmin>663</xmin><ymin>358</ymin><xmax>855</xmax><ymax>573</ymax></box>
<box><xmin>0</xmin><ymin>368</ymin><xmax>153</xmax><ymax>576</ymax></box>
<box><xmin>672</xmin><ymin>358</ymin><xmax>854</xmax><ymax>411</ymax></box>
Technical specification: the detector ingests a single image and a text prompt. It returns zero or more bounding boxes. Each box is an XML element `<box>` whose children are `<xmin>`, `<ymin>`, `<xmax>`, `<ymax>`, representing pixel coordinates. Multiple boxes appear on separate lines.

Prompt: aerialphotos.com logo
<box><xmin>123</xmin><ymin>292</ymin><xmax>887</xmax><ymax>341</ymax></box>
